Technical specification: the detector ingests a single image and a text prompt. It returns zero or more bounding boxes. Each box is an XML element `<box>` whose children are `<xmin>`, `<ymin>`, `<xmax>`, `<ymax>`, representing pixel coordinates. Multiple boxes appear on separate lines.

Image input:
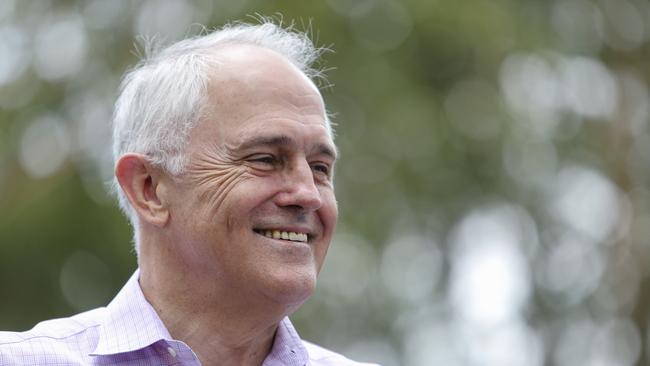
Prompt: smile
<box><xmin>253</xmin><ymin>229</ymin><xmax>309</xmax><ymax>243</ymax></box>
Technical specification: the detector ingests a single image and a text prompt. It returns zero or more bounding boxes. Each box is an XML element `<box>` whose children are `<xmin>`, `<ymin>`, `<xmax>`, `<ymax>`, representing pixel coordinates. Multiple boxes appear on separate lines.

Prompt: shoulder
<box><xmin>1</xmin><ymin>307</ymin><xmax>105</xmax><ymax>343</ymax></box>
<box><xmin>303</xmin><ymin>341</ymin><xmax>381</xmax><ymax>366</ymax></box>
<box><xmin>0</xmin><ymin>307</ymin><xmax>104</xmax><ymax>364</ymax></box>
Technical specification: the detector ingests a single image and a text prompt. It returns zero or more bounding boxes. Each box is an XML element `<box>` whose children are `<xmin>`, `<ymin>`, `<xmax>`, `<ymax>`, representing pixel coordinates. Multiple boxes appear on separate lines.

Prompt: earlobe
<box><xmin>115</xmin><ymin>154</ymin><xmax>170</xmax><ymax>227</ymax></box>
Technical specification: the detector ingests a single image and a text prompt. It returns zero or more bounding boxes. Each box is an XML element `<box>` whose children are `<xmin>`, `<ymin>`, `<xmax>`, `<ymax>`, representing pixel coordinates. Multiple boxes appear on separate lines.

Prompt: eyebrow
<box><xmin>236</xmin><ymin>134</ymin><xmax>338</xmax><ymax>160</ymax></box>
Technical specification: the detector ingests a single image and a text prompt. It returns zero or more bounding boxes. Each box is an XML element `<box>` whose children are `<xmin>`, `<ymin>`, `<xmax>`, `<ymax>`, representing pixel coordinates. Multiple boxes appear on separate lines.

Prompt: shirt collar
<box><xmin>90</xmin><ymin>269</ymin><xmax>310</xmax><ymax>365</ymax></box>
<box><xmin>263</xmin><ymin>317</ymin><xmax>309</xmax><ymax>366</ymax></box>
<box><xmin>90</xmin><ymin>269</ymin><xmax>173</xmax><ymax>356</ymax></box>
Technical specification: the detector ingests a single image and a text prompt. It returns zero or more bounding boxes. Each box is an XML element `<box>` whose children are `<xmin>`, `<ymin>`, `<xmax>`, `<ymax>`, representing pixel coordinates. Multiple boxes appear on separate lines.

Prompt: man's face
<box><xmin>164</xmin><ymin>46</ymin><xmax>337</xmax><ymax>308</ymax></box>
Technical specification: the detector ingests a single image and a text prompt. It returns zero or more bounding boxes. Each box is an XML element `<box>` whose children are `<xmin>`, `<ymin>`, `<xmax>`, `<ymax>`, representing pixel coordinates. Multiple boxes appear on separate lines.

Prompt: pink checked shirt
<box><xmin>0</xmin><ymin>271</ymin><xmax>377</xmax><ymax>366</ymax></box>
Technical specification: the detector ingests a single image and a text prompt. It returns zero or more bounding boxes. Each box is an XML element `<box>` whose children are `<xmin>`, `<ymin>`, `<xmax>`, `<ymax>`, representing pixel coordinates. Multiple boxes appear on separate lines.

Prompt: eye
<box><xmin>311</xmin><ymin>163</ymin><xmax>331</xmax><ymax>176</ymax></box>
<box><xmin>250</xmin><ymin>155</ymin><xmax>276</xmax><ymax>164</ymax></box>
<box><xmin>247</xmin><ymin>154</ymin><xmax>278</xmax><ymax>169</ymax></box>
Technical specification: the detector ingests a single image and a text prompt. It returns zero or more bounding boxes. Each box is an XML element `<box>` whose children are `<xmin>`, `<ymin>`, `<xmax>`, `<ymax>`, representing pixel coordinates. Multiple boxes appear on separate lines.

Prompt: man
<box><xmin>0</xmin><ymin>21</ymin><xmax>377</xmax><ymax>366</ymax></box>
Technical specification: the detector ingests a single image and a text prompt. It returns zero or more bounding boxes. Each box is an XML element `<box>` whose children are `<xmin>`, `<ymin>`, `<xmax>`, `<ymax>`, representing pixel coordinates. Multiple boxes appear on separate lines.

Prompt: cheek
<box><xmin>320</xmin><ymin>189</ymin><xmax>338</xmax><ymax>233</ymax></box>
<box><xmin>188</xmin><ymin>169</ymin><xmax>282</xmax><ymax>239</ymax></box>
<box><xmin>188</xmin><ymin>162</ymin><xmax>251</xmax><ymax>212</ymax></box>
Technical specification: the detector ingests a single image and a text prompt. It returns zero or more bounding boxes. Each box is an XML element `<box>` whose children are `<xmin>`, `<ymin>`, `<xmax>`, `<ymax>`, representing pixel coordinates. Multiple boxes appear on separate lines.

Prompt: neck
<box><xmin>138</xmin><ymin>234</ymin><xmax>291</xmax><ymax>366</ymax></box>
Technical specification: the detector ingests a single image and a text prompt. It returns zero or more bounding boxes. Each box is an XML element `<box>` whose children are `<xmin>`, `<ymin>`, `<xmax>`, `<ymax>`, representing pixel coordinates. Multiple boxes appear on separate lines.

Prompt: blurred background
<box><xmin>1</xmin><ymin>0</ymin><xmax>649</xmax><ymax>365</ymax></box>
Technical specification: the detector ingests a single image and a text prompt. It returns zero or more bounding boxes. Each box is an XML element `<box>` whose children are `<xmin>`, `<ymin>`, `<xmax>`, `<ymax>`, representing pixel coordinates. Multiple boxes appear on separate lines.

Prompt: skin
<box><xmin>115</xmin><ymin>44</ymin><xmax>337</xmax><ymax>366</ymax></box>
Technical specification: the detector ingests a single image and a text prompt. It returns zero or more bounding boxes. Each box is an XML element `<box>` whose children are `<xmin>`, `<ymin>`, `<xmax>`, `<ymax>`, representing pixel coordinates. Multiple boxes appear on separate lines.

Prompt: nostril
<box><xmin>273</xmin><ymin>179</ymin><xmax>323</xmax><ymax>211</ymax></box>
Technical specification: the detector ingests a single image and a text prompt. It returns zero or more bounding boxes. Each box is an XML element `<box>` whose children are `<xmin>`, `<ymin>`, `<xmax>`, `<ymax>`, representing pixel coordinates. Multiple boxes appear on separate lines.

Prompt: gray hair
<box><xmin>111</xmin><ymin>19</ymin><xmax>331</xmax><ymax>250</ymax></box>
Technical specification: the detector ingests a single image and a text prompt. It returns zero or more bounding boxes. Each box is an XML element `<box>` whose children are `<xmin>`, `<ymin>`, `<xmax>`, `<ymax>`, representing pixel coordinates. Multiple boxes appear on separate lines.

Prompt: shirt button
<box><xmin>167</xmin><ymin>346</ymin><xmax>177</xmax><ymax>358</ymax></box>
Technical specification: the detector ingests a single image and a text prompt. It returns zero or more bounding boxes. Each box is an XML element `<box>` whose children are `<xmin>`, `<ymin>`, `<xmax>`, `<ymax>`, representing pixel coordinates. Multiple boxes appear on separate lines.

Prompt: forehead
<box><xmin>190</xmin><ymin>45</ymin><xmax>333</xmax><ymax>149</ymax></box>
<box><xmin>210</xmin><ymin>45</ymin><xmax>322</xmax><ymax>94</ymax></box>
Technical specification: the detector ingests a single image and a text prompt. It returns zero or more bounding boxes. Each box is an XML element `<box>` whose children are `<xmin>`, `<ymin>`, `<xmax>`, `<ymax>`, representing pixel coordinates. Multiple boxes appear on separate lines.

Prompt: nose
<box><xmin>274</xmin><ymin>160</ymin><xmax>323</xmax><ymax>211</ymax></box>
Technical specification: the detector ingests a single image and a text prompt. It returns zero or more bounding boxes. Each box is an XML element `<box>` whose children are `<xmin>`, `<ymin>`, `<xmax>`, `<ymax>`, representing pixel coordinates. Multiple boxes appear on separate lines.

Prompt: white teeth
<box><xmin>258</xmin><ymin>230</ymin><xmax>309</xmax><ymax>243</ymax></box>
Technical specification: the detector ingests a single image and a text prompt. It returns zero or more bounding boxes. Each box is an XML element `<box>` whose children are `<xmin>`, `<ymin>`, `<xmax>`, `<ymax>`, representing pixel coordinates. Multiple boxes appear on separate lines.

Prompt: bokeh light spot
<box><xmin>18</xmin><ymin>114</ymin><xmax>70</xmax><ymax>178</ymax></box>
<box><xmin>349</xmin><ymin>0</ymin><xmax>413</xmax><ymax>52</ymax></box>
<box><xmin>0</xmin><ymin>24</ymin><xmax>30</xmax><ymax>86</ymax></box>
<box><xmin>547</xmin><ymin>165</ymin><xmax>621</xmax><ymax>242</ymax></box>
<box><xmin>33</xmin><ymin>13</ymin><xmax>88</xmax><ymax>81</ymax></box>
<box><xmin>135</xmin><ymin>0</ymin><xmax>196</xmax><ymax>41</ymax></box>
<box><xmin>449</xmin><ymin>204</ymin><xmax>533</xmax><ymax>327</ymax></box>
<box><xmin>381</xmin><ymin>233</ymin><xmax>442</xmax><ymax>304</ymax></box>
<box><xmin>59</xmin><ymin>251</ymin><xmax>112</xmax><ymax>312</ymax></box>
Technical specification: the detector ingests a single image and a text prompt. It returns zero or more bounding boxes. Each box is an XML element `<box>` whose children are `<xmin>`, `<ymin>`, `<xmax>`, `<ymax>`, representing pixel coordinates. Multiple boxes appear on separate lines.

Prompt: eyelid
<box><xmin>247</xmin><ymin>152</ymin><xmax>273</xmax><ymax>159</ymax></box>
<box><xmin>310</xmin><ymin>162</ymin><xmax>332</xmax><ymax>176</ymax></box>
<box><xmin>246</xmin><ymin>153</ymin><xmax>278</xmax><ymax>165</ymax></box>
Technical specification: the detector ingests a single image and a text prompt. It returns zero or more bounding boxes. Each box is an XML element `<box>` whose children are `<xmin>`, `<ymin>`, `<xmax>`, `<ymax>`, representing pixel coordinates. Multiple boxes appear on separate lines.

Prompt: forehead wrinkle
<box><xmin>229</xmin><ymin>132</ymin><xmax>337</xmax><ymax>161</ymax></box>
<box><xmin>195</xmin><ymin>44</ymin><xmax>334</xmax><ymax>158</ymax></box>
<box><xmin>207</xmin><ymin>84</ymin><xmax>325</xmax><ymax>123</ymax></box>
<box><xmin>238</xmin><ymin>103</ymin><xmax>325</xmax><ymax>123</ymax></box>
<box><xmin>233</xmin><ymin>135</ymin><xmax>296</xmax><ymax>153</ymax></box>
<box><xmin>312</xmin><ymin>143</ymin><xmax>338</xmax><ymax>161</ymax></box>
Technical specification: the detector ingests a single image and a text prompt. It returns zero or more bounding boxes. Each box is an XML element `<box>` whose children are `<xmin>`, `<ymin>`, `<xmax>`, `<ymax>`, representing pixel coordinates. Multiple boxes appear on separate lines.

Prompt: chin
<box><xmin>262</xmin><ymin>269</ymin><xmax>318</xmax><ymax>311</ymax></box>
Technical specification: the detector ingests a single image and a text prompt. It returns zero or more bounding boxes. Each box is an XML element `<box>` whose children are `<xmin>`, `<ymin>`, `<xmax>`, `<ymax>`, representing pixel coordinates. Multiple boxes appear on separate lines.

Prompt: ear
<box><xmin>115</xmin><ymin>153</ymin><xmax>170</xmax><ymax>227</ymax></box>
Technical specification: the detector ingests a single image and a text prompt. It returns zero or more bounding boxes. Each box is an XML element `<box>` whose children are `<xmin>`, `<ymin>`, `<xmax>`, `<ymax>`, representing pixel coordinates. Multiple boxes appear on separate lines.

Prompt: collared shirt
<box><xmin>0</xmin><ymin>271</ymin><xmax>377</xmax><ymax>366</ymax></box>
